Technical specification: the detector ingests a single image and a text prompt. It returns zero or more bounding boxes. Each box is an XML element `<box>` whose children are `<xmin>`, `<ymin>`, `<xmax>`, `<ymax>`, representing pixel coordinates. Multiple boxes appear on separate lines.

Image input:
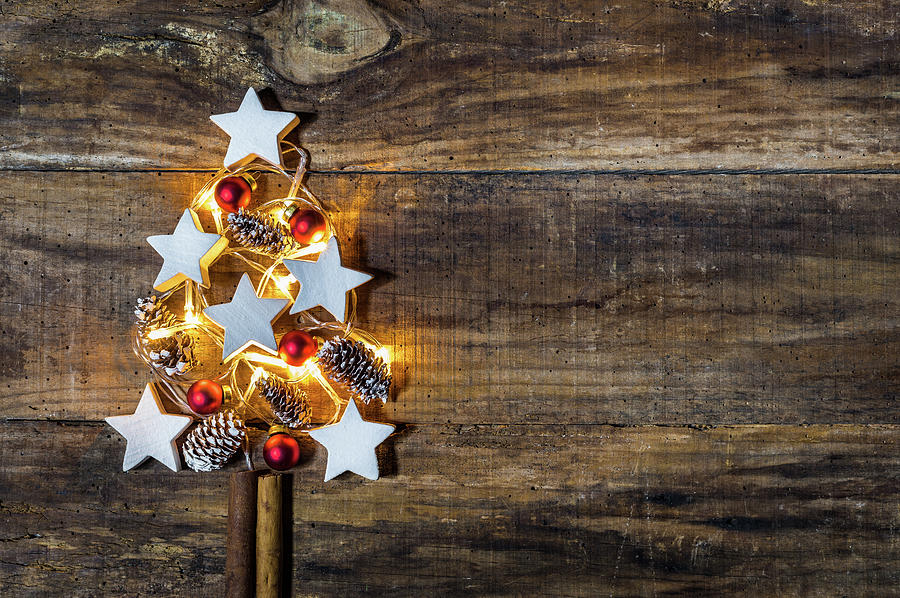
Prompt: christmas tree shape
<box><xmin>108</xmin><ymin>88</ymin><xmax>395</xmax><ymax>478</ymax></box>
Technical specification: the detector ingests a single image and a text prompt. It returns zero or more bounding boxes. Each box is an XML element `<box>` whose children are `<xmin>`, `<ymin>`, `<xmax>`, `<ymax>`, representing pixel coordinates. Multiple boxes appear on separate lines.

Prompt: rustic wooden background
<box><xmin>0</xmin><ymin>0</ymin><xmax>898</xmax><ymax>595</ymax></box>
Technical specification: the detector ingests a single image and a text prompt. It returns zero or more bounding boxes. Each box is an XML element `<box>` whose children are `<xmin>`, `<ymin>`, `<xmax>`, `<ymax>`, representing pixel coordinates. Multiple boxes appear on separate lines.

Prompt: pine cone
<box><xmin>316</xmin><ymin>338</ymin><xmax>391</xmax><ymax>404</ymax></box>
<box><xmin>134</xmin><ymin>295</ymin><xmax>176</xmax><ymax>331</ymax></box>
<box><xmin>183</xmin><ymin>410</ymin><xmax>247</xmax><ymax>472</ymax></box>
<box><xmin>148</xmin><ymin>333</ymin><xmax>194</xmax><ymax>377</ymax></box>
<box><xmin>258</xmin><ymin>376</ymin><xmax>311</xmax><ymax>428</ymax></box>
<box><xmin>225</xmin><ymin>209</ymin><xmax>294</xmax><ymax>255</ymax></box>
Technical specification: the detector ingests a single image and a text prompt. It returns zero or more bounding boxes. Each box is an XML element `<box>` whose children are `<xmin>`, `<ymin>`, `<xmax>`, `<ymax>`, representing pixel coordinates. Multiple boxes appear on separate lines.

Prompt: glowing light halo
<box><xmin>133</xmin><ymin>141</ymin><xmax>391</xmax><ymax>431</ymax></box>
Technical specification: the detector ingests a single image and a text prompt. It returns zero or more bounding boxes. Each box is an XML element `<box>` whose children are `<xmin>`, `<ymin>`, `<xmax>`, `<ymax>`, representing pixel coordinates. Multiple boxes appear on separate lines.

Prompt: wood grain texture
<box><xmin>0</xmin><ymin>171</ymin><xmax>896</xmax><ymax>424</ymax></box>
<box><xmin>1</xmin><ymin>1</ymin><xmax>898</xmax><ymax>595</ymax></box>
<box><xmin>0</xmin><ymin>421</ymin><xmax>896</xmax><ymax>597</ymax></box>
<box><xmin>0</xmin><ymin>0</ymin><xmax>896</xmax><ymax>170</ymax></box>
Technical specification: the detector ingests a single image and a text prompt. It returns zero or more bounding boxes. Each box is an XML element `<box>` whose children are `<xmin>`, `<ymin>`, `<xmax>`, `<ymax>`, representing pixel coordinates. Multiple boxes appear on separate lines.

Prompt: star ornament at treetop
<box><xmin>203</xmin><ymin>273</ymin><xmax>290</xmax><ymax>361</ymax></box>
<box><xmin>308</xmin><ymin>400</ymin><xmax>395</xmax><ymax>482</ymax></box>
<box><xmin>105</xmin><ymin>383</ymin><xmax>193</xmax><ymax>472</ymax></box>
<box><xmin>284</xmin><ymin>236</ymin><xmax>373</xmax><ymax>323</ymax></box>
<box><xmin>210</xmin><ymin>87</ymin><xmax>300</xmax><ymax>170</ymax></box>
<box><xmin>147</xmin><ymin>208</ymin><xmax>227</xmax><ymax>291</ymax></box>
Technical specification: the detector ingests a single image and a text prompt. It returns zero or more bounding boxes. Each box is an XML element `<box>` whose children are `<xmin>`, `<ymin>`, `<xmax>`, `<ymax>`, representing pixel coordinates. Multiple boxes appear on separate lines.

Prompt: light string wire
<box><xmin>134</xmin><ymin>140</ymin><xmax>389</xmax><ymax>433</ymax></box>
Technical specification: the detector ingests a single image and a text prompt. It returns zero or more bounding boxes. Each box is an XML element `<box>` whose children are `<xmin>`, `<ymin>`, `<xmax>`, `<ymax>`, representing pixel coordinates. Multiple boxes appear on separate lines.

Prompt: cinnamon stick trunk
<box><xmin>225</xmin><ymin>470</ymin><xmax>258</xmax><ymax>598</ymax></box>
<box><xmin>255</xmin><ymin>473</ymin><xmax>283</xmax><ymax>598</ymax></box>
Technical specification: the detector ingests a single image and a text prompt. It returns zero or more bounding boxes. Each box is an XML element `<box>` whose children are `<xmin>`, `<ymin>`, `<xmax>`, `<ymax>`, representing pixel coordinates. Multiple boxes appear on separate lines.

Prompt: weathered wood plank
<box><xmin>0</xmin><ymin>0</ymin><xmax>896</xmax><ymax>170</ymax></box>
<box><xmin>0</xmin><ymin>421</ymin><xmax>896</xmax><ymax>596</ymax></box>
<box><xmin>0</xmin><ymin>172</ymin><xmax>896</xmax><ymax>424</ymax></box>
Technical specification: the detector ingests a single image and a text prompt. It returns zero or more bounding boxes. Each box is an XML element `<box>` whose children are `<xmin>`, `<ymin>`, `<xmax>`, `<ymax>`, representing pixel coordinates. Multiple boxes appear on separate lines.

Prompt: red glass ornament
<box><xmin>263</xmin><ymin>433</ymin><xmax>301</xmax><ymax>470</ymax></box>
<box><xmin>278</xmin><ymin>330</ymin><xmax>318</xmax><ymax>366</ymax></box>
<box><xmin>214</xmin><ymin>176</ymin><xmax>252</xmax><ymax>213</ymax></box>
<box><xmin>186</xmin><ymin>379</ymin><xmax>224</xmax><ymax>415</ymax></box>
<box><xmin>288</xmin><ymin>208</ymin><xmax>327</xmax><ymax>244</ymax></box>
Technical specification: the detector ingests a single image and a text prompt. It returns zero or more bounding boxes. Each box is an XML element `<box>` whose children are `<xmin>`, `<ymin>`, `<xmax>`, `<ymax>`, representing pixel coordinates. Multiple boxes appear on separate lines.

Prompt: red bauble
<box><xmin>186</xmin><ymin>379</ymin><xmax>224</xmax><ymax>415</ymax></box>
<box><xmin>263</xmin><ymin>433</ymin><xmax>301</xmax><ymax>470</ymax></box>
<box><xmin>278</xmin><ymin>330</ymin><xmax>318</xmax><ymax>366</ymax></box>
<box><xmin>214</xmin><ymin>176</ymin><xmax>252</xmax><ymax>213</ymax></box>
<box><xmin>288</xmin><ymin>208</ymin><xmax>327</xmax><ymax>244</ymax></box>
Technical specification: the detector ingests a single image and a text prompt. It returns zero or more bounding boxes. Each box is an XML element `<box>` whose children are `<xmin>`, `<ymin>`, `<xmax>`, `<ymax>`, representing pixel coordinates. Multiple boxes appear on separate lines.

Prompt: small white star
<box><xmin>147</xmin><ymin>209</ymin><xmax>227</xmax><ymax>291</ymax></box>
<box><xmin>203</xmin><ymin>273</ymin><xmax>290</xmax><ymax>361</ymax></box>
<box><xmin>308</xmin><ymin>400</ymin><xmax>395</xmax><ymax>482</ymax></box>
<box><xmin>210</xmin><ymin>87</ymin><xmax>299</xmax><ymax>169</ymax></box>
<box><xmin>284</xmin><ymin>237</ymin><xmax>372</xmax><ymax>323</ymax></box>
<box><xmin>105</xmin><ymin>384</ymin><xmax>193</xmax><ymax>472</ymax></box>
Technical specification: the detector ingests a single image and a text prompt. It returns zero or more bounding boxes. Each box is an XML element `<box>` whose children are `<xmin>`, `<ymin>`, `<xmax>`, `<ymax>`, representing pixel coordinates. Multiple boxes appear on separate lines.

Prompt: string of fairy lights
<box><xmin>140</xmin><ymin>145</ymin><xmax>386</xmax><ymax>416</ymax></box>
<box><xmin>108</xmin><ymin>88</ymin><xmax>395</xmax><ymax>479</ymax></box>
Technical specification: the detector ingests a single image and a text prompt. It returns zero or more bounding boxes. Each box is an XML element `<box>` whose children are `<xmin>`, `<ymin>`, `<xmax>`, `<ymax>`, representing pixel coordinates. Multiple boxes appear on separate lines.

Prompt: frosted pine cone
<box><xmin>258</xmin><ymin>376</ymin><xmax>311</xmax><ymax>428</ymax></box>
<box><xmin>183</xmin><ymin>410</ymin><xmax>246</xmax><ymax>472</ymax></box>
<box><xmin>225</xmin><ymin>209</ymin><xmax>294</xmax><ymax>255</ymax></box>
<box><xmin>134</xmin><ymin>295</ymin><xmax>176</xmax><ymax>331</ymax></box>
<box><xmin>316</xmin><ymin>338</ymin><xmax>391</xmax><ymax>404</ymax></box>
<box><xmin>148</xmin><ymin>333</ymin><xmax>194</xmax><ymax>377</ymax></box>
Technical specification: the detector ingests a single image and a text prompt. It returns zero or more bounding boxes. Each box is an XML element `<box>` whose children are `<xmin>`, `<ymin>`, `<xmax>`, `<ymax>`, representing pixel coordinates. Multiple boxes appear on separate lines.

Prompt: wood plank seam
<box><xmin>0</xmin><ymin>168</ymin><xmax>899</xmax><ymax>175</ymax></box>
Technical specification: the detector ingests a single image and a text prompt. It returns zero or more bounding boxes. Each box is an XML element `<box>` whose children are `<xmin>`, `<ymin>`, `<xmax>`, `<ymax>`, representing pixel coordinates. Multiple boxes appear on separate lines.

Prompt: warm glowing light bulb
<box><xmin>244</xmin><ymin>353</ymin><xmax>284</xmax><ymax>367</ymax></box>
<box><xmin>242</xmin><ymin>352</ymin><xmax>314</xmax><ymax>381</ymax></box>
<box><xmin>287</xmin><ymin>363</ymin><xmax>311</xmax><ymax>379</ymax></box>
<box><xmin>201</xmin><ymin>190</ymin><xmax>217</xmax><ymax>211</ymax></box>
<box><xmin>146</xmin><ymin>328</ymin><xmax>172</xmax><ymax>340</ymax></box>
<box><xmin>307</xmin><ymin>240</ymin><xmax>328</xmax><ymax>255</ymax></box>
<box><xmin>250</xmin><ymin>367</ymin><xmax>265</xmax><ymax>385</ymax></box>
<box><xmin>274</xmin><ymin>274</ymin><xmax>296</xmax><ymax>295</ymax></box>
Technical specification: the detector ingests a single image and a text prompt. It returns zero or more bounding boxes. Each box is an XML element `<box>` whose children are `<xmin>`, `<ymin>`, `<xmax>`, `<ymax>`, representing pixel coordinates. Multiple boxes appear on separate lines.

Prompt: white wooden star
<box><xmin>308</xmin><ymin>400</ymin><xmax>395</xmax><ymax>482</ymax></box>
<box><xmin>202</xmin><ymin>273</ymin><xmax>290</xmax><ymax>361</ymax></box>
<box><xmin>105</xmin><ymin>384</ymin><xmax>193</xmax><ymax>472</ymax></box>
<box><xmin>210</xmin><ymin>87</ymin><xmax>300</xmax><ymax>169</ymax></box>
<box><xmin>147</xmin><ymin>208</ymin><xmax>227</xmax><ymax>291</ymax></box>
<box><xmin>283</xmin><ymin>237</ymin><xmax>372</xmax><ymax>323</ymax></box>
